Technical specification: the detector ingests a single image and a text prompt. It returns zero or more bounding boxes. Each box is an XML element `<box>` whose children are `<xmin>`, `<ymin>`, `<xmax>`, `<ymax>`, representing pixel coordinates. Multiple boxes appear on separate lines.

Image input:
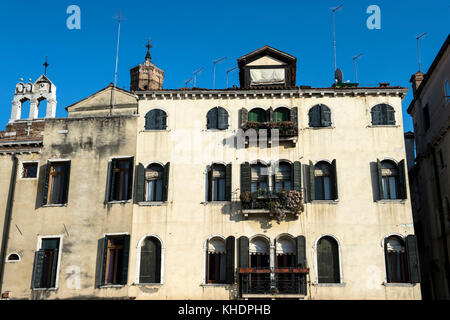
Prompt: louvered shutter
<box><xmin>386</xmin><ymin>106</ymin><xmax>396</xmax><ymax>125</ymax></box>
<box><xmin>127</xmin><ymin>157</ymin><xmax>134</xmax><ymax>200</ymax></box>
<box><xmin>163</xmin><ymin>162</ymin><xmax>170</xmax><ymax>201</ymax></box>
<box><xmin>207</xmin><ymin>108</ymin><xmax>218</xmax><ymax>129</ymax></box>
<box><xmin>398</xmin><ymin>160</ymin><xmax>407</xmax><ymax>199</ymax></box>
<box><xmin>145</xmin><ymin>110</ymin><xmax>156</xmax><ymax>130</ymax></box>
<box><xmin>121</xmin><ymin>235</ymin><xmax>130</xmax><ymax>285</ymax></box>
<box><xmin>309</xmin><ymin>106</ymin><xmax>320</xmax><ymax>127</ymax></box>
<box><xmin>32</xmin><ymin>250</ymin><xmax>45</xmax><ymax>288</ymax></box>
<box><xmin>290</xmin><ymin>107</ymin><xmax>298</xmax><ymax>128</ymax></box>
<box><xmin>218</xmin><ymin>107</ymin><xmax>229</xmax><ymax>130</ymax></box>
<box><xmin>309</xmin><ymin>161</ymin><xmax>315</xmax><ymax>201</ymax></box>
<box><xmin>240</xmin><ymin>162</ymin><xmax>251</xmax><ymax>193</ymax></box>
<box><xmin>406</xmin><ymin>235</ymin><xmax>421</xmax><ymax>283</ymax></box>
<box><xmin>100</xmin><ymin>237</ymin><xmax>108</xmax><ymax>286</ymax></box>
<box><xmin>62</xmin><ymin>161</ymin><xmax>71</xmax><ymax>204</ymax></box>
<box><xmin>241</xmin><ymin>108</ymin><xmax>248</xmax><ymax>128</ymax></box>
<box><xmin>135</xmin><ymin>163</ymin><xmax>145</xmax><ymax>203</ymax></box>
<box><xmin>156</xmin><ymin>110</ymin><xmax>167</xmax><ymax>130</ymax></box>
<box><xmin>321</xmin><ymin>105</ymin><xmax>332</xmax><ymax>127</ymax></box>
<box><xmin>41</xmin><ymin>161</ymin><xmax>50</xmax><ymax>206</ymax></box>
<box><xmin>296</xmin><ymin>236</ymin><xmax>306</xmax><ymax>268</ymax></box>
<box><xmin>377</xmin><ymin>159</ymin><xmax>384</xmax><ymax>200</ymax></box>
<box><xmin>225</xmin><ymin>163</ymin><xmax>232</xmax><ymax>201</ymax></box>
<box><xmin>371</xmin><ymin>105</ymin><xmax>382</xmax><ymax>125</ymax></box>
<box><xmin>293</xmin><ymin>161</ymin><xmax>302</xmax><ymax>192</ymax></box>
<box><xmin>331</xmin><ymin>159</ymin><xmax>338</xmax><ymax>200</ymax></box>
<box><xmin>226</xmin><ymin>236</ymin><xmax>235</xmax><ymax>284</ymax></box>
<box><xmin>238</xmin><ymin>236</ymin><xmax>249</xmax><ymax>268</ymax></box>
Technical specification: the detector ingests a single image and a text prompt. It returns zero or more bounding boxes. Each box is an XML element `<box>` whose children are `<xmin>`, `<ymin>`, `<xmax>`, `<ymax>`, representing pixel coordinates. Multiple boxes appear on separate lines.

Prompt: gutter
<box><xmin>0</xmin><ymin>153</ymin><xmax>18</xmax><ymax>295</ymax></box>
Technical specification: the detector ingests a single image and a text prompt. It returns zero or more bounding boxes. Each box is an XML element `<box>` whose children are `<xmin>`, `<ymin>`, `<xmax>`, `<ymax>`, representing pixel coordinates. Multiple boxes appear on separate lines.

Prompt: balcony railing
<box><xmin>239</xmin><ymin>268</ymin><xmax>308</xmax><ymax>297</ymax></box>
<box><xmin>242</xmin><ymin>121</ymin><xmax>298</xmax><ymax>140</ymax></box>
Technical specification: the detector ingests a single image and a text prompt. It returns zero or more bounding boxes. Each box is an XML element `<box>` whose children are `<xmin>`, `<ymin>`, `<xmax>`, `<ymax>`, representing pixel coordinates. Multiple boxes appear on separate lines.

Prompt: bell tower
<box><xmin>130</xmin><ymin>40</ymin><xmax>165</xmax><ymax>91</ymax></box>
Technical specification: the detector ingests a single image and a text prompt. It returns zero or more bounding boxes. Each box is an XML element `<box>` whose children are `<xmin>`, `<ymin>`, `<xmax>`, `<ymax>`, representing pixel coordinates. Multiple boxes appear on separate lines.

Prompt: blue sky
<box><xmin>0</xmin><ymin>0</ymin><xmax>448</xmax><ymax>132</ymax></box>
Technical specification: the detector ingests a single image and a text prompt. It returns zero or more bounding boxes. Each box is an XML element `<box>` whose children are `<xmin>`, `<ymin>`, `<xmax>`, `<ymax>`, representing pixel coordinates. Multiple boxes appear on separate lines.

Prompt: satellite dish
<box><xmin>335</xmin><ymin>68</ymin><xmax>343</xmax><ymax>83</ymax></box>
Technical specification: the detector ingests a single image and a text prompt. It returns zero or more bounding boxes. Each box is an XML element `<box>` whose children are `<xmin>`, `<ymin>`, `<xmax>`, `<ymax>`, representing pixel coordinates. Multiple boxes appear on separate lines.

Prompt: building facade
<box><xmin>407</xmin><ymin>34</ymin><xmax>450</xmax><ymax>300</ymax></box>
<box><xmin>0</xmin><ymin>45</ymin><xmax>421</xmax><ymax>300</ymax></box>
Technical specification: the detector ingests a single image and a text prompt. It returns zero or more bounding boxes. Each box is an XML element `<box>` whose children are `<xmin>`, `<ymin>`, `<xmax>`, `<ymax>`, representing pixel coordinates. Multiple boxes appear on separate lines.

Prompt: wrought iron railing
<box><xmin>242</xmin><ymin>121</ymin><xmax>298</xmax><ymax>137</ymax></box>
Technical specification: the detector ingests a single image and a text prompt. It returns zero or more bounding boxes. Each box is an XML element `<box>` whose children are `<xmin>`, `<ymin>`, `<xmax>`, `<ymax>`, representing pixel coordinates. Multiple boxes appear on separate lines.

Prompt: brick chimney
<box><xmin>409</xmin><ymin>71</ymin><xmax>425</xmax><ymax>99</ymax></box>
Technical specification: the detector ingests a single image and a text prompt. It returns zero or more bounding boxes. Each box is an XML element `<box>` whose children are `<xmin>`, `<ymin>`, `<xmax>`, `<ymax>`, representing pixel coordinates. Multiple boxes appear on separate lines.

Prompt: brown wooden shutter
<box><xmin>406</xmin><ymin>235</ymin><xmax>421</xmax><ymax>283</ymax></box>
<box><xmin>226</xmin><ymin>236</ymin><xmax>235</xmax><ymax>284</ymax></box>
<box><xmin>309</xmin><ymin>161</ymin><xmax>315</xmax><ymax>201</ymax></box>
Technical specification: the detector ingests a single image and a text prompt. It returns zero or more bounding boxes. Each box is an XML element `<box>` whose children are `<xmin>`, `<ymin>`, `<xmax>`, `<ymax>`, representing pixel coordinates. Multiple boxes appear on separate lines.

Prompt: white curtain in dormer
<box><xmin>250</xmin><ymin>68</ymin><xmax>285</xmax><ymax>85</ymax></box>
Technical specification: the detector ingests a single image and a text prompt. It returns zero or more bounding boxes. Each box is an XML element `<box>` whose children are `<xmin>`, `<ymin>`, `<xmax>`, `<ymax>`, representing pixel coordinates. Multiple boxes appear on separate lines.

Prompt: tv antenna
<box><xmin>226</xmin><ymin>67</ymin><xmax>238</xmax><ymax>88</ymax></box>
<box><xmin>331</xmin><ymin>4</ymin><xmax>343</xmax><ymax>73</ymax></box>
<box><xmin>110</xmin><ymin>10</ymin><xmax>125</xmax><ymax>116</ymax></box>
<box><xmin>416</xmin><ymin>32</ymin><xmax>427</xmax><ymax>72</ymax></box>
<box><xmin>184</xmin><ymin>76</ymin><xmax>194</xmax><ymax>88</ymax></box>
<box><xmin>213</xmin><ymin>57</ymin><xmax>226</xmax><ymax>89</ymax></box>
<box><xmin>193</xmin><ymin>68</ymin><xmax>203</xmax><ymax>87</ymax></box>
<box><xmin>352</xmin><ymin>54</ymin><xmax>362</xmax><ymax>83</ymax></box>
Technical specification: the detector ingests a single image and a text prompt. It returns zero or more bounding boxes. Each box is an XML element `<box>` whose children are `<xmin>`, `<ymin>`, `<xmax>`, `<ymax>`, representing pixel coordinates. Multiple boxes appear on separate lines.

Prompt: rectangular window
<box><xmin>207</xmin><ymin>253</ymin><xmax>226</xmax><ymax>283</ymax></box>
<box><xmin>212</xmin><ymin>178</ymin><xmax>226</xmax><ymax>201</ymax></box>
<box><xmin>46</xmin><ymin>161</ymin><xmax>70</xmax><ymax>205</ymax></box>
<box><xmin>32</xmin><ymin>238</ymin><xmax>60</xmax><ymax>289</ymax></box>
<box><xmin>22</xmin><ymin>162</ymin><xmax>38</xmax><ymax>178</ymax></box>
<box><xmin>108</xmin><ymin>158</ymin><xmax>134</xmax><ymax>201</ymax></box>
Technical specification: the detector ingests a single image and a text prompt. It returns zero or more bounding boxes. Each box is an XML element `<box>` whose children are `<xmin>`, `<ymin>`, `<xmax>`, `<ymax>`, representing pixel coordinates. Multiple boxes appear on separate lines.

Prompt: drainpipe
<box><xmin>0</xmin><ymin>153</ymin><xmax>18</xmax><ymax>295</ymax></box>
<box><xmin>431</xmin><ymin>146</ymin><xmax>450</xmax><ymax>298</ymax></box>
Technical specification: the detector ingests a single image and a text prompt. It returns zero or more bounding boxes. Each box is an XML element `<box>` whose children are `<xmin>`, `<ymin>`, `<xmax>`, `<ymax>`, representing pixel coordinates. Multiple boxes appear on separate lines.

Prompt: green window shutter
<box><xmin>406</xmin><ymin>235</ymin><xmax>421</xmax><ymax>283</ymax></box>
<box><xmin>207</xmin><ymin>166</ymin><xmax>213</xmax><ymax>201</ymax></box>
<box><xmin>218</xmin><ymin>107</ymin><xmax>229</xmax><ymax>130</ymax></box>
<box><xmin>309</xmin><ymin>106</ymin><xmax>320</xmax><ymax>127</ymax></box>
<box><xmin>240</xmin><ymin>162</ymin><xmax>251</xmax><ymax>193</ymax></box>
<box><xmin>371</xmin><ymin>105</ymin><xmax>382</xmax><ymax>125</ymax></box>
<box><xmin>238</xmin><ymin>236</ymin><xmax>249</xmax><ymax>268</ymax></box>
<box><xmin>32</xmin><ymin>250</ymin><xmax>45</xmax><ymax>288</ymax></box>
<box><xmin>290</xmin><ymin>107</ymin><xmax>298</xmax><ymax>128</ymax></box>
<box><xmin>207</xmin><ymin>108</ymin><xmax>218</xmax><ymax>129</ymax></box>
<box><xmin>121</xmin><ymin>235</ymin><xmax>130</xmax><ymax>285</ymax></box>
<box><xmin>331</xmin><ymin>159</ymin><xmax>338</xmax><ymax>200</ymax></box>
<box><xmin>95</xmin><ymin>237</ymin><xmax>107</xmax><ymax>287</ymax></box>
<box><xmin>309</xmin><ymin>161</ymin><xmax>315</xmax><ymax>201</ymax></box>
<box><xmin>101</xmin><ymin>237</ymin><xmax>108</xmax><ymax>285</ymax></box>
<box><xmin>241</xmin><ymin>108</ymin><xmax>248</xmax><ymax>128</ymax></box>
<box><xmin>163</xmin><ymin>162</ymin><xmax>170</xmax><ymax>201</ymax></box>
<box><xmin>62</xmin><ymin>161</ymin><xmax>71</xmax><ymax>204</ymax></box>
<box><xmin>398</xmin><ymin>160</ymin><xmax>407</xmax><ymax>199</ymax></box>
<box><xmin>296</xmin><ymin>236</ymin><xmax>306</xmax><ymax>268</ymax></box>
<box><xmin>109</xmin><ymin>159</ymin><xmax>118</xmax><ymax>201</ymax></box>
<box><xmin>50</xmin><ymin>248</ymin><xmax>59</xmax><ymax>288</ymax></box>
<box><xmin>225</xmin><ymin>236</ymin><xmax>235</xmax><ymax>284</ymax></box>
<box><xmin>155</xmin><ymin>109</ymin><xmax>167</xmax><ymax>130</ymax></box>
<box><xmin>386</xmin><ymin>106</ymin><xmax>396</xmax><ymax>125</ymax></box>
<box><xmin>135</xmin><ymin>163</ymin><xmax>145</xmax><ymax>203</ymax></box>
<box><xmin>127</xmin><ymin>157</ymin><xmax>134</xmax><ymax>200</ymax></box>
<box><xmin>41</xmin><ymin>161</ymin><xmax>50</xmax><ymax>206</ymax></box>
<box><xmin>293</xmin><ymin>161</ymin><xmax>302</xmax><ymax>192</ymax></box>
<box><xmin>105</xmin><ymin>161</ymin><xmax>112</xmax><ymax>202</ymax></box>
<box><xmin>377</xmin><ymin>159</ymin><xmax>383</xmax><ymax>200</ymax></box>
<box><xmin>321</xmin><ymin>105</ymin><xmax>332</xmax><ymax>127</ymax></box>
<box><xmin>225</xmin><ymin>163</ymin><xmax>232</xmax><ymax>201</ymax></box>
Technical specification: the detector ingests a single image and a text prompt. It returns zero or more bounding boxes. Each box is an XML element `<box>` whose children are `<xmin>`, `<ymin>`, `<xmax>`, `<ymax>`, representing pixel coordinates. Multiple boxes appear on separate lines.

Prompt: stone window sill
<box><xmin>132</xmin><ymin>283</ymin><xmax>163</xmax><ymax>286</ymax></box>
<box><xmin>367</xmin><ymin>125</ymin><xmax>400</xmax><ymax>128</ymax></box>
<box><xmin>313</xmin><ymin>282</ymin><xmax>346</xmax><ymax>287</ymax></box>
<box><xmin>204</xmin><ymin>129</ymin><xmax>230</xmax><ymax>132</ymax></box>
<box><xmin>311</xmin><ymin>200</ymin><xmax>339</xmax><ymax>204</ymax></box>
<box><xmin>141</xmin><ymin>129</ymin><xmax>170</xmax><ymax>133</ymax></box>
<box><xmin>200</xmin><ymin>283</ymin><xmax>230</xmax><ymax>287</ymax></box>
<box><xmin>138</xmin><ymin>201</ymin><xmax>167</xmax><ymax>206</ymax></box>
<box><xmin>42</xmin><ymin>204</ymin><xmax>67</xmax><ymax>207</ymax></box>
<box><xmin>376</xmin><ymin>199</ymin><xmax>406</xmax><ymax>204</ymax></box>
<box><xmin>383</xmin><ymin>282</ymin><xmax>415</xmax><ymax>287</ymax></box>
<box><xmin>32</xmin><ymin>287</ymin><xmax>58</xmax><ymax>291</ymax></box>
<box><xmin>106</xmin><ymin>200</ymin><xmax>131</xmax><ymax>204</ymax></box>
<box><xmin>99</xmin><ymin>285</ymin><xmax>125</xmax><ymax>289</ymax></box>
<box><xmin>305</xmin><ymin>126</ymin><xmax>335</xmax><ymax>130</ymax></box>
<box><xmin>201</xmin><ymin>201</ymin><xmax>231</xmax><ymax>205</ymax></box>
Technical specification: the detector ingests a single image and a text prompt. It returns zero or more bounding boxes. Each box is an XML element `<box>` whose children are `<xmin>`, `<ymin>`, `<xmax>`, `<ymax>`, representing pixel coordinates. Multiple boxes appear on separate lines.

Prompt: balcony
<box><xmin>242</xmin><ymin>121</ymin><xmax>298</xmax><ymax>144</ymax></box>
<box><xmin>239</xmin><ymin>267</ymin><xmax>308</xmax><ymax>299</ymax></box>
<box><xmin>240</xmin><ymin>190</ymin><xmax>303</xmax><ymax>221</ymax></box>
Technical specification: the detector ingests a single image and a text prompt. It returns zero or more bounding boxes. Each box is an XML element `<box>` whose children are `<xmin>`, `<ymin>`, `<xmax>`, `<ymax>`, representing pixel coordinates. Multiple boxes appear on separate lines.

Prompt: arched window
<box><xmin>206</xmin><ymin>237</ymin><xmax>226</xmax><ymax>283</ymax></box>
<box><xmin>371</xmin><ymin>104</ymin><xmax>395</xmax><ymax>125</ymax></box>
<box><xmin>249</xmin><ymin>237</ymin><xmax>270</xmax><ymax>269</ymax></box>
<box><xmin>251</xmin><ymin>162</ymin><xmax>269</xmax><ymax>193</ymax></box>
<box><xmin>315</xmin><ymin>161</ymin><xmax>332</xmax><ymax>200</ymax></box>
<box><xmin>273</xmin><ymin>107</ymin><xmax>290</xmax><ymax>122</ymax></box>
<box><xmin>207</xmin><ymin>107</ymin><xmax>229</xmax><ymax>130</ymax></box>
<box><xmin>248</xmin><ymin>108</ymin><xmax>266</xmax><ymax>123</ymax></box>
<box><xmin>276</xmin><ymin>236</ymin><xmax>296</xmax><ymax>268</ymax></box>
<box><xmin>139</xmin><ymin>236</ymin><xmax>162</xmax><ymax>284</ymax></box>
<box><xmin>380</xmin><ymin>160</ymin><xmax>398</xmax><ymax>199</ymax></box>
<box><xmin>384</xmin><ymin>236</ymin><xmax>408</xmax><ymax>283</ymax></box>
<box><xmin>317</xmin><ymin>236</ymin><xmax>340</xmax><ymax>283</ymax></box>
<box><xmin>273</xmin><ymin>162</ymin><xmax>292</xmax><ymax>192</ymax></box>
<box><xmin>208</xmin><ymin>164</ymin><xmax>226</xmax><ymax>201</ymax></box>
<box><xmin>145</xmin><ymin>109</ymin><xmax>167</xmax><ymax>130</ymax></box>
<box><xmin>309</xmin><ymin>104</ymin><xmax>331</xmax><ymax>127</ymax></box>
<box><xmin>145</xmin><ymin>164</ymin><xmax>164</xmax><ymax>201</ymax></box>
<box><xmin>6</xmin><ymin>253</ymin><xmax>20</xmax><ymax>262</ymax></box>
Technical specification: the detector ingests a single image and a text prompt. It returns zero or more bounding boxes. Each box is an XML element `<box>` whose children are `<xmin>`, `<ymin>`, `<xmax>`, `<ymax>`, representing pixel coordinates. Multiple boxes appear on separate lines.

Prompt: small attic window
<box><xmin>6</xmin><ymin>253</ymin><xmax>20</xmax><ymax>262</ymax></box>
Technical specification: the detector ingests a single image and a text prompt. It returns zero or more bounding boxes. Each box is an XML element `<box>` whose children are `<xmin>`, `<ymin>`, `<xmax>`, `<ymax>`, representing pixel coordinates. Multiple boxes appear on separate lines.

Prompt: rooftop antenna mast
<box><xmin>226</xmin><ymin>67</ymin><xmax>238</xmax><ymax>88</ymax></box>
<box><xmin>416</xmin><ymin>32</ymin><xmax>427</xmax><ymax>72</ymax></box>
<box><xmin>184</xmin><ymin>76</ymin><xmax>193</xmax><ymax>88</ymax></box>
<box><xmin>110</xmin><ymin>10</ymin><xmax>123</xmax><ymax>116</ymax></box>
<box><xmin>213</xmin><ymin>57</ymin><xmax>226</xmax><ymax>89</ymax></box>
<box><xmin>331</xmin><ymin>4</ymin><xmax>343</xmax><ymax>73</ymax></box>
<box><xmin>193</xmin><ymin>68</ymin><xmax>203</xmax><ymax>87</ymax></box>
<box><xmin>352</xmin><ymin>54</ymin><xmax>362</xmax><ymax>83</ymax></box>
